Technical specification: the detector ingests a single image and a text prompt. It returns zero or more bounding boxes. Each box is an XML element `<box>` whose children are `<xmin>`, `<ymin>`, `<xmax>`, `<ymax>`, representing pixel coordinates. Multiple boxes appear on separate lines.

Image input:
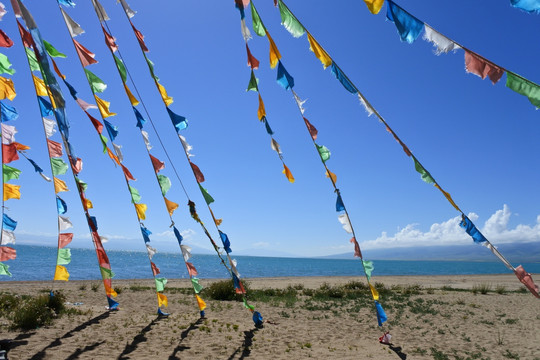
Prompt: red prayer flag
<box><xmin>73</xmin><ymin>38</ymin><xmax>98</xmax><ymax>67</ymax></box>
<box><xmin>149</xmin><ymin>154</ymin><xmax>164</xmax><ymax>173</ymax></box>
<box><xmin>303</xmin><ymin>117</ymin><xmax>318</xmax><ymax>141</ymax></box>
<box><xmin>246</xmin><ymin>44</ymin><xmax>259</xmax><ymax>70</ymax></box>
<box><xmin>102</xmin><ymin>25</ymin><xmax>118</xmax><ymax>52</ymax></box>
<box><xmin>150</xmin><ymin>261</ymin><xmax>160</xmax><ymax>276</ymax></box>
<box><xmin>130</xmin><ymin>21</ymin><xmax>148</xmax><ymax>52</ymax></box>
<box><xmin>350</xmin><ymin>237</ymin><xmax>362</xmax><ymax>258</ymax></box>
<box><xmin>17</xmin><ymin>20</ymin><xmax>34</xmax><ymax>48</ymax></box>
<box><xmin>514</xmin><ymin>265</ymin><xmax>540</xmax><ymax>298</ymax></box>
<box><xmin>121</xmin><ymin>164</ymin><xmax>136</xmax><ymax>181</ymax></box>
<box><xmin>465</xmin><ymin>51</ymin><xmax>504</xmax><ymax>85</ymax></box>
<box><xmin>86</xmin><ymin>111</ymin><xmax>103</xmax><ymax>133</ymax></box>
<box><xmin>58</xmin><ymin>233</ymin><xmax>74</xmax><ymax>249</ymax></box>
<box><xmin>0</xmin><ymin>30</ymin><xmax>14</xmax><ymax>48</ymax></box>
<box><xmin>71</xmin><ymin>157</ymin><xmax>83</xmax><ymax>174</ymax></box>
<box><xmin>190</xmin><ymin>161</ymin><xmax>205</xmax><ymax>183</ymax></box>
<box><xmin>96</xmin><ymin>248</ymin><xmax>110</xmax><ymax>267</ymax></box>
<box><xmin>186</xmin><ymin>262</ymin><xmax>198</xmax><ymax>277</ymax></box>
<box><xmin>385</xmin><ymin>124</ymin><xmax>412</xmax><ymax>157</ymax></box>
<box><xmin>51</xmin><ymin>58</ymin><xmax>66</xmax><ymax>79</ymax></box>
<box><xmin>0</xmin><ymin>247</ymin><xmax>16</xmax><ymax>261</ymax></box>
<box><xmin>2</xmin><ymin>143</ymin><xmax>18</xmax><ymax>164</ymax></box>
<box><xmin>47</xmin><ymin>139</ymin><xmax>63</xmax><ymax>158</ymax></box>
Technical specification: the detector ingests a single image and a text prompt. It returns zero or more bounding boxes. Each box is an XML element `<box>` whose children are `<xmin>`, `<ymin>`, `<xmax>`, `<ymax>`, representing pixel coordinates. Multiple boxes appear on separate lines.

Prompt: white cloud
<box><xmin>360</xmin><ymin>205</ymin><xmax>540</xmax><ymax>249</ymax></box>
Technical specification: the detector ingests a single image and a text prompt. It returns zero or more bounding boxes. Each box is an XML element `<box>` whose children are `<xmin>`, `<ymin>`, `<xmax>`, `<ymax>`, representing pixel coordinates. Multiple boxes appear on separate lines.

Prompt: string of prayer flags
<box><xmin>16</xmin><ymin>0</ymin><xmax>117</xmax><ymax>306</ymax></box>
<box><xmin>115</xmin><ymin>0</ymin><xmax>251</xmax><ymax>319</ymax></box>
<box><xmin>274</xmin><ymin>0</ymin><xmax>540</xmax><ymax>298</ymax></box>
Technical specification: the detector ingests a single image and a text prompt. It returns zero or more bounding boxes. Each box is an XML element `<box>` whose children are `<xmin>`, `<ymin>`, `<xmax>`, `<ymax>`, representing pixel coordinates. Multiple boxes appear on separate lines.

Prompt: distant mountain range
<box><xmin>322</xmin><ymin>242</ymin><xmax>540</xmax><ymax>262</ymax></box>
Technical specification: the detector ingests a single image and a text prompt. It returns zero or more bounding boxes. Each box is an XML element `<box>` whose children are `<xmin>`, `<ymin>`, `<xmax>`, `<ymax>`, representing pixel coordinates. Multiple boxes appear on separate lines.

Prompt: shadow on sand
<box><xmin>227</xmin><ymin>327</ymin><xmax>259</xmax><ymax>360</ymax></box>
<box><xmin>29</xmin><ymin>311</ymin><xmax>112</xmax><ymax>360</ymax></box>
<box><xmin>167</xmin><ymin>317</ymin><xmax>205</xmax><ymax>360</ymax></box>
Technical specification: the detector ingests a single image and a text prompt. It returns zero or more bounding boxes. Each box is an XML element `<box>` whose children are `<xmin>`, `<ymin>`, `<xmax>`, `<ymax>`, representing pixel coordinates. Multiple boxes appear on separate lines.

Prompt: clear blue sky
<box><xmin>3</xmin><ymin>0</ymin><xmax>539</xmax><ymax>257</ymax></box>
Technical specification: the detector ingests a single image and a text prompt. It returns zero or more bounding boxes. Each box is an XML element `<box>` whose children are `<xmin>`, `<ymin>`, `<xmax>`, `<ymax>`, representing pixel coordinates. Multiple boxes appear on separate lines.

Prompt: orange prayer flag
<box><xmin>54</xmin><ymin>177</ymin><xmax>69</xmax><ymax>193</ymax></box>
<box><xmin>54</xmin><ymin>265</ymin><xmax>69</xmax><ymax>281</ymax></box>
<box><xmin>4</xmin><ymin>183</ymin><xmax>21</xmax><ymax>201</ymax></box>
<box><xmin>12</xmin><ymin>142</ymin><xmax>30</xmax><ymax>151</ymax></box>
<box><xmin>135</xmin><ymin>203</ymin><xmax>147</xmax><ymax>220</ymax></box>
<box><xmin>257</xmin><ymin>94</ymin><xmax>266</xmax><ymax>120</ymax></box>
<box><xmin>282</xmin><ymin>164</ymin><xmax>295</xmax><ymax>183</ymax></box>
<box><xmin>266</xmin><ymin>31</ymin><xmax>281</xmax><ymax>69</ymax></box>
<box><xmin>196</xmin><ymin>294</ymin><xmax>207</xmax><ymax>311</ymax></box>
<box><xmin>434</xmin><ymin>184</ymin><xmax>462</xmax><ymax>212</ymax></box>
<box><xmin>123</xmin><ymin>84</ymin><xmax>139</xmax><ymax>106</ymax></box>
<box><xmin>157</xmin><ymin>82</ymin><xmax>173</xmax><ymax>106</ymax></box>
<box><xmin>107</xmin><ymin>148</ymin><xmax>121</xmax><ymax>166</ymax></box>
<box><xmin>164</xmin><ymin>197</ymin><xmax>179</xmax><ymax>216</ymax></box>
<box><xmin>51</xmin><ymin>58</ymin><xmax>66</xmax><ymax>79</ymax></box>
<box><xmin>157</xmin><ymin>292</ymin><xmax>168</xmax><ymax>307</ymax></box>
<box><xmin>325</xmin><ymin>169</ymin><xmax>337</xmax><ymax>184</ymax></box>
<box><xmin>0</xmin><ymin>76</ymin><xmax>16</xmax><ymax>100</ymax></box>
<box><xmin>104</xmin><ymin>282</ymin><xmax>117</xmax><ymax>297</ymax></box>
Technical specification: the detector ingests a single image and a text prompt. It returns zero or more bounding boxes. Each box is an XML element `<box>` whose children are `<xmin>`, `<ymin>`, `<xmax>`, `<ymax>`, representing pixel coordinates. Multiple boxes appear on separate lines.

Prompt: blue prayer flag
<box><xmin>219</xmin><ymin>230</ymin><xmax>232</xmax><ymax>253</ymax></box>
<box><xmin>56</xmin><ymin>196</ymin><xmax>68</xmax><ymax>215</ymax></box>
<box><xmin>375</xmin><ymin>301</ymin><xmax>387</xmax><ymax>326</ymax></box>
<box><xmin>330</xmin><ymin>62</ymin><xmax>357</xmax><ymax>94</ymax></box>
<box><xmin>276</xmin><ymin>61</ymin><xmax>294</xmax><ymax>90</ymax></box>
<box><xmin>107</xmin><ymin>296</ymin><xmax>119</xmax><ymax>310</ymax></box>
<box><xmin>133</xmin><ymin>107</ymin><xmax>146</xmax><ymax>129</ymax></box>
<box><xmin>386</xmin><ymin>0</ymin><xmax>425</xmax><ymax>44</ymax></box>
<box><xmin>38</xmin><ymin>97</ymin><xmax>53</xmax><ymax>117</ymax></box>
<box><xmin>166</xmin><ymin>107</ymin><xmax>188</xmax><ymax>132</ymax></box>
<box><xmin>511</xmin><ymin>0</ymin><xmax>540</xmax><ymax>13</ymax></box>
<box><xmin>460</xmin><ymin>216</ymin><xmax>487</xmax><ymax>244</ymax></box>
<box><xmin>0</xmin><ymin>101</ymin><xmax>19</xmax><ymax>122</ymax></box>
<box><xmin>253</xmin><ymin>311</ymin><xmax>264</xmax><ymax>327</ymax></box>
<box><xmin>64</xmin><ymin>80</ymin><xmax>78</xmax><ymax>100</ymax></box>
<box><xmin>336</xmin><ymin>194</ymin><xmax>345</xmax><ymax>212</ymax></box>
<box><xmin>141</xmin><ymin>225</ymin><xmax>152</xmax><ymax>243</ymax></box>
<box><xmin>264</xmin><ymin>118</ymin><xmax>274</xmax><ymax>135</ymax></box>
<box><xmin>3</xmin><ymin>214</ymin><xmax>17</xmax><ymax>231</ymax></box>
<box><xmin>104</xmin><ymin>120</ymin><xmax>119</xmax><ymax>141</ymax></box>
<box><xmin>54</xmin><ymin>108</ymin><xmax>70</xmax><ymax>140</ymax></box>
<box><xmin>58</xmin><ymin>0</ymin><xmax>76</xmax><ymax>7</ymax></box>
<box><xmin>26</xmin><ymin>157</ymin><xmax>44</xmax><ymax>174</ymax></box>
<box><xmin>173</xmin><ymin>226</ymin><xmax>183</xmax><ymax>245</ymax></box>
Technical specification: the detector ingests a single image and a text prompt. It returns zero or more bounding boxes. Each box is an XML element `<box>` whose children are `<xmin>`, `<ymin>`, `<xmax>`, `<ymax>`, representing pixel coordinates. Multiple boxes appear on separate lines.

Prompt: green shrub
<box><xmin>203</xmin><ymin>279</ymin><xmax>249</xmax><ymax>301</ymax></box>
<box><xmin>472</xmin><ymin>283</ymin><xmax>492</xmax><ymax>295</ymax></box>
<box><xmin>13</xmin><ymin>295</ymin><xmax>54</xmax><ymax>330</ymax></box>
<box><xmin>495</xmin><ymin>285</ymin><xmax>507</xmax><ymax>295</ymax></box>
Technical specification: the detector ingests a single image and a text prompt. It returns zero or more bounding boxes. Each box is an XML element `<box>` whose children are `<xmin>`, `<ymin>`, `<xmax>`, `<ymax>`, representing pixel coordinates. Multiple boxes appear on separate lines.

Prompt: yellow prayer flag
<box><xmin>54</xmin><ymin>265</ymin><xmax>70</xmax><ymax>281</ymax></box>
<box><xmin>363</xmin><ymin>0</ymin><xmax>385</xmax><ymax>14</ymax></box>
<box><xmin>266</xmin><ymin>32</ymin><xmax>281</xmax><ymax>69</ymax></box>
<box><xmin>435</xmin><ymin>184</ymin><xmax>462</xmax><ymax>212</ymax></box>
<box><xmin>3</xmin><ymin>183</ymin><xmax>21</xmax><ymax>201</ymax></box>
<box><xmin>33</xmin><ymin>75</ymin><xmax>48</xmax><ymax>96</ymax></box>
<box><xmin>157</xmin><ymin>82</ymin><xmax>173</xmax><ymax>106</ymax></box>
<box><xmin>257</xmin><ymin>94</ymin><xmax>266</xmax><ymax>120</ymax></box>
<box><xmin>84</xmin><ymin>198</ymin><xmax>93</xmax><ymax>210</ymax></box>
<box><xmin>209</xmin><ymin>207</ymin><xmax>223</xmax><ymax>226</ymax></box>
<box><xmin>282</xmin><ymin>164</ymin><xmax>295</xmax><ymax>183</ymax></box>
<box><xmin>157</xmin><ymin>292</ymin><xmax>168</xmax><ymax>307</ymax></box>
<box><xmin>123</xmin><ymin>83</ymin><xmax>140</xmax><ymax>106</ymax></box>
<box><xmin>325</xmin><ymin>169</ymin><xmax>337</xmax><ymax>184</ymax></box>
<box><xmin>105</xmin><ymin>283</ymin><xmax>118</xmax><ymax>297</ymax></box>
<box><xmin>54</xmin><ymin>177</ymin><xmax>69</xmax><ymax>193</ymax></box>
<box><xmin>307</xmin><ymin>33</ymin><xmax>332</xmax><ymax>69</ymax></box>
<box><xmin>369</xmin><ymin>283</ymin><xmax>379</xmax><ymax>301</ymax></box>
<box><xmin>94</xmin><ymin>95</ymin><xmax>117</xmax><ymax>118</ymax></box>
<box><xmin>196</xmin><ymin>294</ymin><xmax>207</xmax><ymax>311</ymax></box>
<box><xmin>0</xmin><ymin>76</ymin><xmax>16</xmax><ymax>100</ymax></box>
<box><xmin>135</xmin><ymin>203</ymin><xmax>148</xmax><ymax>220</ymax></box>
<box><xmin>164</xmin><ymin>197</ymin><xmax>179</xmax><ymax>216</ymax></box>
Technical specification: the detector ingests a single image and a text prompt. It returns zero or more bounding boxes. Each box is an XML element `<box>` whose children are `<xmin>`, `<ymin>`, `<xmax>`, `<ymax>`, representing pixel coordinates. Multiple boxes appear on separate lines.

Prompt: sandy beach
<box><xmin>0</xmin><ymin>274</ymin><xmax>538</xmax><ymax>359</ymax></box>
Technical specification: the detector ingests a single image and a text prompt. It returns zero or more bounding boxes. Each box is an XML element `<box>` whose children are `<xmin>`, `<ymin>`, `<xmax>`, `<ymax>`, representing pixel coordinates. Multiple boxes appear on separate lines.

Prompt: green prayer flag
<box><xmin>44</xmin><ymin>40</ymin><xmax>67</xmax><ymax>58</ymax></box>
<box><xmin>144</xmin><ymin>54</ymin><xmax>159</xmax><ymax>81</ymax></box>
<box><xmin>3</xmin><ymin>164</ymin><xmax>21</xmax><ymax>182</ymax></box>
<box><xmin>51</xmin><ymin>157</ymin><xmax>68</xmax><ymax>176</ymax></box>
<box><xmin>316</xmin><ymin>144</ymin><xmax>331</xmax><ymax>163</ymax></box>
<box><xmin>84</xmin><ymin>69</ymin><xmax>107</xmax><ymax>93</ymax></box>
<box><xmin>100</xmin><ymin>134</ymin><xmax>108</xmax><ymax>153</ymax></box>
<box><xmin>243</xmin><ymin>297</ymin><xmax>255</xmax><ymax>311</ymax></box>
<box><xmin>129</xmin><ymin>185</ymin><xmax>141</xmax><ymax>204</ymax></box>
<box><xmin>191</xmin><ymin>277</ymin><xmax>203</xmax><ymax>294</ymax></box>
<box><xmin>247</xmin><ymin>70</ymin><xmax>259</xmax><ymax>92</ymax></box>
<box><xmin>114</xmin><ymin>55</ymin><xmax>127</xmax><ymax>83</ymax></box>
<box><xmin>155</xmin><ymin>277</ymin><xmax>167</xmax><ymax>292</ymax></box>
<box><xmin>362</xmin><ymin>260</ymin><xmax>374</xmax><ymax>281</ymax></box>
<box><xmin>157</xmin><ymin>174</ymin><xmax>171</xmax><ymax>196</ymax></box>
<box><xmin>0</xmin><ymin>53</ymin><xmax>15</xmax><ymax>75</ymax></box>
<box><xmin>76</xmin><ymin>178</ymin><xmax>88</xmax><ymax>192</ymax></box>
<box><xmin>506</xmin><ymin>71</ymin><xmax>540</xmax><ymax>108</ymax></box>
<box><xmin>25</xmin><ymin>47</ymin><xmax>40</xmax><ymax>72</ymax></box>
<box><xmin>278</xmin><ymin>0</ymin><xmax>305</xmax><ymax>38</ymax></box>
<box><xmin>57</xmin><ymin>248</ymin><xmax>71</xmax><ymax>265</ymax></box>
<box><xmin>250</xmin><ymin>2</ymin><xmax>266</xmax><ymax>37</ymax></box>
<box><xmin>100</xmin><ymin>266</ymin><xmax>115</xmax><ymax>279</ymax></box>
<box><xmin>199</xmin><ymin>184</ymin><xmax>214</xmax><ymax>205</ymax></box>
<box><xmin>413</xmin><ymin>157</ymin><xmax>435</xmax><ymax>184</ymax></box>
<box><xmin>0</xmin><ymin>262</ymin><xmax>12</xmax><ymax>277</ymax></box>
